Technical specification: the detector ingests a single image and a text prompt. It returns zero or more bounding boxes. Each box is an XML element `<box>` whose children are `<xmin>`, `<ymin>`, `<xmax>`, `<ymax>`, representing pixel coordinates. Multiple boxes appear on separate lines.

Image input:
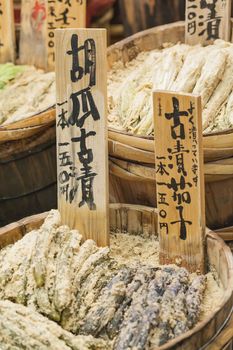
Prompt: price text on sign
<box><xmin>55</xmin><ymin>29</ymin><xmax>109</xmax><ymax>246</ymax></box>
<box><xmin>47</xmin><ymin>0</ymin><xmax>86</xmax><ymax>71</ymax></box>
<box><xmin>0</xmin><ymin>0</ymin><xmax>15</xmax><ymax>63</ymax></box>
<box><xmin>153</xmin><ymin>91</ymin><xmax>205</xmax><ymax>273</ymax></box>
<box><xmin>185</xmin><ymin>0</ymin><xmax>231</xmax><ymax>45</ymax></box>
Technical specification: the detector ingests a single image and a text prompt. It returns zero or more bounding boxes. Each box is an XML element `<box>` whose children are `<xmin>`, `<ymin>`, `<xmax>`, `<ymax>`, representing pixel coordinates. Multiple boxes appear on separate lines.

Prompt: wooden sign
<box><xmin>19</xmin><ymin>0</ymin><xmax>47</xmax><ymax>68</ymax></box>
<box><xmin>185</xmin><ymin>0</ymin><xmax>231</xmax><ymax>45</ymax></box>
<box><xmin>20</xmin><ymin>0</ymin><xmax>86</xmax><ymax>70</ymax></box>
<box><xmin>55</xmin><ymin>29</ymin><xmax>109</xmax><ymax>247</ymax></box>
<box><xmin>153</xmin><ymin>91</ymin><xmax>205</xmax><ymax>273</ymax></box>
<box><xmin>0</xmin><ymin>0</ymin><xmax>15</xmax><ymax>63</ymax></box>
<box><xmin>46</xmin><ymin>0</ymin><xmax>86</xmax><ymax>71</ymax></box>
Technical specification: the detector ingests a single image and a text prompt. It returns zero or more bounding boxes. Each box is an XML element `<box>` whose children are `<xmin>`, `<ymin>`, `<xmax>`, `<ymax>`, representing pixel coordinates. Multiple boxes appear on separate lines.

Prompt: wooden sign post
<box><xmin>0</xmin><ymin>0</ymin><xmax>15</xmax><ymax>63</ymax></box>
<box><xmin>153</xmin><ymin>91</ymin><xmax>205</xmax><ymax>273</ymax></box>
<box><xmin>55</xmin><ymin>29</ymin><xmax>109</xmax><ymax>247</ymax></box>
<box><xmin>20</xmin><ymin>0</ymin><xmax>86</xmax><ymax>70</ymax></box>
<box><xmin>185</xmin><ymin>0</ymin><xmax>231</xmax><ymax>45</ymax></box>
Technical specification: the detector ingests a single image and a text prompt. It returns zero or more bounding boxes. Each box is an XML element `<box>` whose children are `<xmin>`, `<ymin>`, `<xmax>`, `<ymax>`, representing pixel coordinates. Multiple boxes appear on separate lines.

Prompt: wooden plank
<box><xmin>153</xmin><ymin>91</ymin><xmax>205</xmax><ymax>273</ymax></box>
<box><xmin>231</xmin><ymin>18</ymin><xmax>233</xmax><ymax>42</ymax></box>
<box><xmin>185</xmin><ymin>0</ymin><xmax>231</xmax><ymax>45</ymax></box>
<box><xmin>109</xmin><ymin>203</ymin><xmax>157</xmax><ymax>237</ymax></box>
<box><xmin>55</xmin><ymin>29</ymin><xmax>109</xmax><ymax>246</ymax></box>
<box><xmin>204</xmin><ymin>315</ymin><xmax>233</xmax><ymax>350</ymax></box>
<box><xmin>0</xmin><ymin>0</ymin><xmax>15</xmax><ymax>63</ymax></box>
<box><xmin>46</xmin><ymin>0</ymin><xmax>86</xmax><ymax>71</ymax></box>
<box><xmin>20</xmin><ymin>0</ymin><xmax>86</xmax><ymax>70</ymax></box>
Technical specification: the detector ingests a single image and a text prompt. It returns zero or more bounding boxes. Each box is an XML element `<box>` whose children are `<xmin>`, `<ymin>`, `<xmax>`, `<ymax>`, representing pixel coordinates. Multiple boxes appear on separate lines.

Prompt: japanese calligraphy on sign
<box><xmin>185</xmin><ymin>0</ymin><xmax>231</xmax><ymax>45</ymax></box>
<box><xmin>0</xmin><ymin>0</ymin><xmax>15</xmax><ymax>63</ymax></box>
<box><xmin>153</xmin><ymin>91</ymin><xmax>205</xmax><ymax>273</ymax></box>
<box><xmin>20</xmin><ymin>0</ymin><xmax>86</xmax><ymax>70</ymax></box>
<box><xmin>55</xmin><ymin>29</ymin><xmax>108</xmax><ymax>246</ymax></box>
<box><xmin>47</xmin><ymin>0</ymin><xmax>86</xmax><ymax>71</ymax></box>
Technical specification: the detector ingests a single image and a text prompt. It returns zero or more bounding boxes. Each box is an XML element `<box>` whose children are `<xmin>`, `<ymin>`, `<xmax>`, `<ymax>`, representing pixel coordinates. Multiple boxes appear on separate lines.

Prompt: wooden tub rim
<box><xmin>0</xmin><ymin>105</ymin><xmax>56</xmax><ymax>131</ymax></box>
<box><xmin>108</xmin><ymin>125</ymin><xmax>233</xmax><ymax>142</ymax></box>
<box><xmin>0</xmin><ymin>204</ymin><xmax>232</xmax><ymax>350</ymax></box>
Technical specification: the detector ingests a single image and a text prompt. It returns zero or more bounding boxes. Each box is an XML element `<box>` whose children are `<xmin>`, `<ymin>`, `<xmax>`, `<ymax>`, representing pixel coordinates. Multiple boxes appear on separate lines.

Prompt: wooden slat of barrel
<box><xmin>215</xmin><ymin>226</ymin><xmax>233</xmax><ymax>242</ymax></box>
<box><xmin>223</xmin><ymin>342</ymin><xmax>232</xmax><ymax>350</ymax></box>
<box><xmin>109</xmin><ymin>127</ymin><xmax>233</xmax><ymax>153</ymax></box>
<box><xmin>110</xmin><ymin>156</ymin><xmax>233</xmax><ymax>180</ymax></box>
<box><xmin>204</xmin><ymin>148</ymin><xmax>233</xmax><ymax>163</ymax></box>
<box><xmin>204</xmin><ymin>310</ymin><xmax>233</xmax><ymax>350</ymax></box>
<box><xmin>109</xmin><ymin>138</ymin><xmax>233</xmax><ymax>164</ymax></box>
<box><xmin>108</xmin><ymin>139</ymin><xmax>155</xmax><ymax>164</ymax></box>
<box><xmin>0</xmin><ymin>126</ymin><xmax>57</xmax><ymax>227</ymax></box>
<box><xmin>108</xmin><ymin>132</ymin><xmax>233</xmax><ymax>163</ymax></box>
<box><xmin>109</xmin><ymin>203</ymin><xmax>158</xmax><ymax>236</ymax></box>
<box><xmin>205</xmin><ymin>177</ymin><xmax>233</xmax><ymax>229</ymax></box>
<box><xmin>0</xmin><ymin>205</ymin><xmax>232</xmax><ymax>350</ymax></box>
<box><xmin>108</xmin><ymin>128</ymin><xmax>154</xmax><ymax>152</ymax></box>
<box><xmin>109</xmin><ymin>157</ymin><xmax>233</xmax><ymax>229</ymax></box>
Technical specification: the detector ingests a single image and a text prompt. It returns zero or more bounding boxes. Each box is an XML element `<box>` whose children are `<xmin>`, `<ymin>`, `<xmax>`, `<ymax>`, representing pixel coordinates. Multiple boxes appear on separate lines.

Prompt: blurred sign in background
<box><xmin>12</xmin><ymin>0</ymin><xmax>186</xmax><ymax>48</ymax></box>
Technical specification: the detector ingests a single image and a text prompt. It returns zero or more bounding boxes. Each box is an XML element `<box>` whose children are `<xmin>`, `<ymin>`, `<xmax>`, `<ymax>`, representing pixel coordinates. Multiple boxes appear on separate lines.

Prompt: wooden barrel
<box><xmin>107</xmin><ymin>22</ymin><xmax>233</xmax><ymax>160</ymax></box>
<box><xmin>109</xmin><ymin>156</ymin><xmax>233</xmax><ymax>230</ymax></box>
<box><xmin>0</xmin><ymin>204</ymin><xmax>232</xmax><ymax>350</ymax></box>
<box><xmin>0</xmin><ymin>112</ymin><xmax>57</xmax><ymax>227</ymax></box>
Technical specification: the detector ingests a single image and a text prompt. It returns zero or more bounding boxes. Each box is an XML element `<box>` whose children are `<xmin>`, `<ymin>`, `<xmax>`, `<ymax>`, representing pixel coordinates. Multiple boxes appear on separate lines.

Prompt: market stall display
<box><xmin>108</xmin><ymin>21</ymin><xmax>233</xmax><ymax>230</ymax></box>
<box><xmin>0</xmin><ymin>2</ymin><xmax>232</xmax><ymax>346</ymax></box>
